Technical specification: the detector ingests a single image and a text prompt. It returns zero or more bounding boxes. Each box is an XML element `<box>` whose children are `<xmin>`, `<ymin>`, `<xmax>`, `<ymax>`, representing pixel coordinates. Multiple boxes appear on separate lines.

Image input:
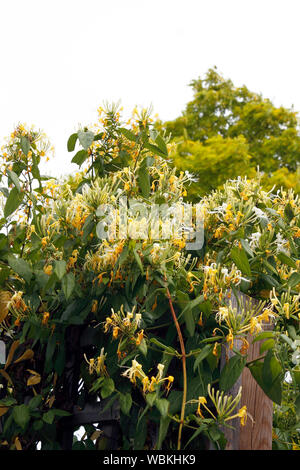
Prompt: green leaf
<box><xmin>277</xmin><ymin>252</ymin><xmax>297</xmax><ymax>269</ymax></box>
<box><xmin>4</xmin><ymin>186</ymin><xmax>24</xmax><ymax>218</ymax></box>
<box><xmin>31</xmin><ymin>153</ymin><xmax>41</xmax><ymax>183</ymax></box>
<box><xmin>263</xmin><ymin>259</ymin><xmax>279</xmax><ymax>276</ymax></box>
<box><xmin>184</xmin><ymin>423</ymin><xmax>207</xmax><ymax>449</ymax></box>
<box><xmin>28</xmin><ymin>395</ymin><xmax>43</xmax><ymax>410</ymax></box>
<box><xmin>149</xmin><ymin>338</ymin><xmax>177</xmax><ymax>355</ymax></box>
<box><xmin>179</xmin><ymin>294</ymin><xmax>204</xmax><ymax>319</ymax></box>
<box><xmin>72</xmin><ymin>441</ymin><xmax>86</xmax><ymax>450</ymax></box>
<box><xmin>259</xmin><ymin>338</ymin><xmax>275</xmax><ymax>354</ymax></box>
<box><xmin>7</xmin><ymin>255</ymin><xmax>32</xmax><ymax>284</ymax></box>
<box><xmin>294</xmin><ymin>395</ymin><xmax>300</xmax><ymax>418</ymax></box>
<box><xmin>259</xmin><ymin>273</ymin><xmax>280</xmax><ymax>288</ymax></box>
<box><xmin>252</xmin><ymin>331</ymin><xmax>275</xmax><ymax>343</ymax></box>
<box><xmin>154</xmin><ymin>134</ymin><xmax>168</xmax><ymax>156</ymax></box>
<box><xmin>193</xmin><ymin>344</ymin><xmax>213</xmax><ymax>372</ymax></box>
<box><xmin>54</xmin><ymin>260</ymin><xmax>67</xmax><ymax>280</ymax></box>
<box><xmin>119</xmin><ymin>392</ymin><xmax>132</xmax><ymax>416</ymax></box>
<box><xmin>287</xmin><ymin>272</ymin><xmax>300</xmax><ymax>288</ymax></box>
<box><xmin>249</xmin><ymin>352</ymin><xmax>282</xmax><ymax>405</ymax></box>
<box><xmin>284</xmin><ymin>203</ymin><xmax>294</xmax><ymax>222</ymax></box>
<box><xmin>156</xmin><ymin>416</ymin><xmax>171</xmax><ymax>450</ymax></box>
<box><xmin>143</xmin><ymin>141</ymin><xmax>168</xmax><ymax>158</ymax></box>
<box><xmin>33</xmin><ymin>420</ymin><xmax>44</xmax><ymax>431</ymax></box>
<box><xmin>137</xmin><ymin>157</ymin><xmax>150</xmax><ymax>198</ymax></box>
<box><xmin>208</xmin><ymin>424</ymin><xmax>223</xmax><ymax>443</ymax></box>
<box><xmin>100</xmin><ymin>378</ymin><xmax>115</xmax><ymax>399</ymax></box>
<box><xmin>183</xmin><ymin>308</ymin><xmax>195</xmax><ymax>337</ymax></box>
<box><xmin>0</xmin><ymin>397</ymin><xmax>17</xmax><ymax>407</ymax></box>
<box><xmin>133</xmin><ymin>249</ymin><xmax>144</xmax><ymax>273</ymax></box>
<box><xmin>219</xmin><ymin>355</ymin><xmax>247</xmax><ymax>391</ymax></box>
<box><xmin>45</xmin><ymin>334</ymin><xmax>56</xmax><ymax>364</ymax></box>
<box><xmin>230</xmin><ymin>246</ymin><xmax>251</xmax><ymax>277</ymax></box>
<box><xmin>20</xmin><ymin>136</ymin><xmax>30</xmax><ymax>156</ymax></box>
<box><xmin>59</xmin><ymin>299</ymin><xmax>89</xmax><ymax>323</ymax></box>
<box><xmin>138</xmin><ymin>338</ymin><xmax>147</xmax><ymax>357</ymax></box>
<box><xmin>67</xmin><ymin>133</ymin><xmax>78</xmax><ymax>151</ymax></box>
<box><xmin>240</xmin><ymin>239</ymin><xmax>254</xmax><ymax>258</ymax></box>
<box><xmin>43</xmin><ymin>410</ymin><xmax>55</xmax><ymax>424</ymax></box>
<box><xmin>71</xmin><ymin>149</ymin><xmax>89</xmax><ymax>166</ymax></box>
<box><xmin>7</xmin><ymin>170</ymin><xmax>21</xmax><ymax>193</ymax></box>
<box><xmin>119</xmin><ymin>127</ymin><xmax>138</xmax><ymax>142</ymax></box>
<box><xmin>62</xmin><ymin>272</ymin><xmax>75</xmax><ymax>300</ymax></box>
<box><xmin>12</xmin><ymin>404</ymin><xmax>30</xmax><ymax>429</ymax></box>
<box><xmin>287</xmin><ymin>325</ymin><xmax>297</xmax><ymax>340</ymax></box>
<box><xmin>77</xmin><ymin>130</ymin><xmax>94</xmax><ymax>150</ymax></box>
<box><xmin>145</xmin><ymin>393</ymin><xmax>156</xmax><ymax>407</ymax></box>
<box><xmin>155</xmin><ymin>398</ymin><xmax>169</xmax><ymax>417</ymax></box>
<box><xmin>134</xmin><ymin>414</ymin><xmax>147</xmax><ymax>450</ymax></box>
<box><xmin>262</xmin><ymin>350</ymin><xmax>282</xmax><ymax>404</ymax></box>
<box><xmin>292</xmin><ymin>367</ymin><xmax>300</xmax><ymax>386</ymax></box>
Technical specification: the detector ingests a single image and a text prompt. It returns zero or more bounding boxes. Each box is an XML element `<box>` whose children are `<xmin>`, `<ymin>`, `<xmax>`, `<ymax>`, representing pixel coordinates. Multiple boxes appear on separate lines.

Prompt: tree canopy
<box><xmin>158</xmin><ymin>68</ymin><xmax>300</xmax><ymax>199</ymax></box>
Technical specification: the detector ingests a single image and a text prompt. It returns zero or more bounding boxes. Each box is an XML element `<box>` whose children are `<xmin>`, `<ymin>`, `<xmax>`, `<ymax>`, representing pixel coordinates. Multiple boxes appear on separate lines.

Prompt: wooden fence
<box><xmin>220</xmin><ymin>292</ymin><xmax>273</xmax><ymax>450</ymax></box>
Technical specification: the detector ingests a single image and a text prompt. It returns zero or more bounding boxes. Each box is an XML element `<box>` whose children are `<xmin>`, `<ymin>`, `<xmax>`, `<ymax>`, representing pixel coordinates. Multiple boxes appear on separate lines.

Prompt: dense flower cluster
<box><xmin>0</xmin><ymin>106</ymin><xmax>299</xmax><ymax>451</ymax></box>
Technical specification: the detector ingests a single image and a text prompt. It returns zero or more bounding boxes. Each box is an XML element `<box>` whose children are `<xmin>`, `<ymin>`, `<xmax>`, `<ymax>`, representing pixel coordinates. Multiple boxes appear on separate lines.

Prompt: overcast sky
<box><xmin>1</xmin><ymin>0</ymin><xmax>300</xmax><ymax>177</ymax></box>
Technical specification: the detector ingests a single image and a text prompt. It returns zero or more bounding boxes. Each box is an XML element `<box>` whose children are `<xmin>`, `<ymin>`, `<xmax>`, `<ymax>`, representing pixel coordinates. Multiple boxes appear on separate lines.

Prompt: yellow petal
<box><xmin>27</xmin><ymin>374</ymin><xmax>41</xmax><ymax>386</ymax></box>
<box><xmin>0</xmin><ymin>406</ymin><xmax>9</xmax><ymax>417</ymax></box>
<box><xmin>13</xmin><ymin>349</ymin><xmax>34</xmax><ymax>364</ymax></box>
<box><xmin>14</xmin><ymin>436</ymin><xmax>22</xmax><ymax>450</ymax></box>
<box><xmin>4</xmin><ymin>340</ymin><xmax>20</xmax><ymax>369</ymax></box>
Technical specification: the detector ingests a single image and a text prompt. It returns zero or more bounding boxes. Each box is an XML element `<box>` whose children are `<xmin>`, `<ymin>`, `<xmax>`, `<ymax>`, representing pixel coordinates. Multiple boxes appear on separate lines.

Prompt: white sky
<box><xmin>1</xmin><ymin>0</ymin><xmax>300</xmax><ymax>177</ymax></box>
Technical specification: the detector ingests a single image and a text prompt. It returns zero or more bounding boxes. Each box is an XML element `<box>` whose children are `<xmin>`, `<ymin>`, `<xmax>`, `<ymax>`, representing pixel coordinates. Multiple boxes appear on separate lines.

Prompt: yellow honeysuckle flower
<box><xmin>237</xmin><ymin>406</ymin><xmax>247</xmax><ymax>426</ymax></box>
<box><xmin>283</xmin><ymin>303</ymin><xmax>290</xmax><ymax>319</ymax></box>
<box><xmin>41</xmin><ymin>237</ymin><xmax>48</xmax><ymax>248</ymax></box>
<box><xmin>196</xmin><ymin>396</ymin><xmax>207</xmax><ymax>418</ymax></box>
<box><xmin>43</xmin><ymin>265</ymin><xmax>53</xmax><ymax>276</ymax></box>
<box><xmin>112</xmin><ymin>326</ymin><xmax>120</xmax><ymax>339</ymax></box>
<box><xmin>135</xmin><ymin>330</ymin><xmax>144</xmax><ymax>346</ymax></box>
<box><xmin>213</xmin><ymin>342</ymin><xmax>220</xmax><ymax>357</ymax></box>
<box><xmin>226</xmin><ymin>330</ymin><xmax>234</xmax><ymax>349</ymax></box>
<box><xmin>42</xmin><ymin>312</ymin><xmax>50</xmax><ymax>325</ymax></box>
<box><xmin>249</xmin><ymin>316</ymin><xmax>262</xmax><ymax>334</ymax></box>
<box><xmin>122</xmin><ymin>359</ymin><xmax>145</xmax><ymax>385</ymax></box>
<box><xmin>149</xmin><ymin>376</ymin><xmax>158</xmax><ymax>392</ymax></box>
<box><xmin>142</xmin><ymin>376</ymin><xmax>150</xmax><ymax>393</ymax></box>
<box><xmin>216</xmin><ymin>306</ymin><xmax>229</xmax><ymax>323</ymax></box>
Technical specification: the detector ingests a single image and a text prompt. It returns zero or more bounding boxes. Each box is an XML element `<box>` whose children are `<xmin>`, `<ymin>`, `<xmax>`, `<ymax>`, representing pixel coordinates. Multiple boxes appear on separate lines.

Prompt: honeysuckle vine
<box><xmin>0</xmin><ymin>104</ymin><xmax>299</xmax><ymax>451</ymax></box>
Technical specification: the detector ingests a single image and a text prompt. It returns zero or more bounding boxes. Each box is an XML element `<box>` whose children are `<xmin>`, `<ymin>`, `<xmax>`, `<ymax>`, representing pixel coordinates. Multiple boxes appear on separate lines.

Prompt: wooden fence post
<box><xmin>221</xmin><ymin>291</ymin><xmax>273</xmax><ymax>450</ymax></box>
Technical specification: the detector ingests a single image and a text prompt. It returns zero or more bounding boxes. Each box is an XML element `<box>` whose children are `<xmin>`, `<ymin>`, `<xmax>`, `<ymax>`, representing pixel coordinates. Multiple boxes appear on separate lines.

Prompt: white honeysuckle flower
<box><xmin>157</xmin><ymin>363</ymin><xmax>165</xmax><ymax>380</ymax></box>
<box><xmin>203</xmin><ymin>263</ymin><xmax>217</xmax><ymax>273</ymax></box>
<box><xmin>221</xmin><ymin>267</ymin><xmax>229</xmax><ymax>281</ymax></box>
<box><xmin>275</xmin><ymin>233</ymin><xmax>288</xmax><ymax>253</ymax></box>
<box><xmin>208</xmin><ymin>202</ymin><xmax>229</xmax><ymax>215</ymax></box>
<box><xmin>184</xmin><ymin>170</ymin><xmax>198</xmax><ymax>183</ymax></box>
<box><xmin>248</xmin><ymin>232</ymin><xmax>261</xmax><ymax>248</ymax></box>
<box><xmin>253</xmin><ymin>206</ymin><xmax>268</xmax><ymax>219</ymax></box>
<box><xmin>121</xmin><ymin>359</ymin><xmax>144</xmax><ymax>383</ymax></box>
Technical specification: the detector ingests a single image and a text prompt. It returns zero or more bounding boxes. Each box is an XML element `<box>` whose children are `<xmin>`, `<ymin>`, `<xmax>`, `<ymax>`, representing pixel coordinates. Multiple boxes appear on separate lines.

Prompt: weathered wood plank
<box><xmin>221</xmin><ymin>291</ymin><xmax>273</xmax><ymax>450</ymax></box>
<box><xmin>239</xmin><ymin>330</ymin><xmax>273</xmax><ymax>450</ymax></box>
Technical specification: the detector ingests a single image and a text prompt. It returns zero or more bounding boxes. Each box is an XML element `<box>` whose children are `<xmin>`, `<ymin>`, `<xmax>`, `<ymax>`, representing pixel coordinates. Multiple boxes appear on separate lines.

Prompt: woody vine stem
<box><xmin>166</xmin><ymin>287</ymin><xmax>187</xmax><ymax>451</ymax></box>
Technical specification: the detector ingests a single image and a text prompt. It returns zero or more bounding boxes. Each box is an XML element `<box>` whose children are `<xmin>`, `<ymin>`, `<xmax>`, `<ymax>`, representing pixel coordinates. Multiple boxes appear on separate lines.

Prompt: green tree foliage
<box><xmin>159</xmin><ymin>68</ymin><xmax>300</xmax><ymax>199</ymax></box>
